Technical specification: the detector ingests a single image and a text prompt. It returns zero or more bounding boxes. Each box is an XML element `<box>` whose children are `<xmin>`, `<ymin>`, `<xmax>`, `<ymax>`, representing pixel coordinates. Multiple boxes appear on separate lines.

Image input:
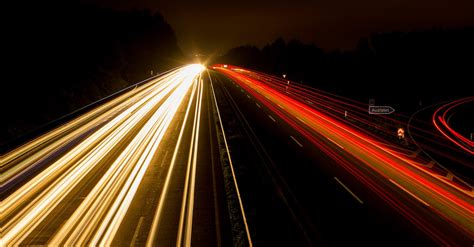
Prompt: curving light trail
<box><xmin>433</xmin><ymin>97</ymin><xmax>474</xmax><ymax>155</ymax></box>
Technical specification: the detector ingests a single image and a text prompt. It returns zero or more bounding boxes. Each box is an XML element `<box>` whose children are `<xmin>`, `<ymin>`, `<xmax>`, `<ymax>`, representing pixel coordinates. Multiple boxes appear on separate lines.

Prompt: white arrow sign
<box><xmin>368</xmin><ymin>105</ymin><xmax>395</xmax><ymax>114</ymax></box>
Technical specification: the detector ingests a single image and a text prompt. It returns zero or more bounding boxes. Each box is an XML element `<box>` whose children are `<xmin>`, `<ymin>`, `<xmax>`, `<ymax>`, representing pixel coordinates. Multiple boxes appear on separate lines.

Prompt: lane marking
<box><xmin>389</xmin><ymin>179</ymin><xmax>430</xmax><ymax>207</ymax></box>
<box><xmin>247</xmin><ymin>94</ymin><xmax>251</xmax><ymax>99</ymax></box>
<box><xmin>268</xmin><ymin>115</ymin><xmax>276</xmax><ymax>122</ymax></box>
<box><xmin>305</xmin><ymin>100</ymin><xmax>313</xmax><ymax>105</ymax></box>
<box><xmin>277</xmin><ymin>104</ymin><xmax>284</xmax><ymax>109</ymax></box>
<box><xmin>334</xmin><ymin>177</ymin><xmax>364</xmax><ymax>204</ymax></box>
<box><xmin>241</xmin><ymin>89</ymin><xmax>244</xmax><ymax>93</ymax></box>
<box><xmin>256</xmin><ymin>103</ymin><xmax>261</xmax><ymax>108</ymax></box>
<box><xmin>326</xmin><ymin>137</ymin><xmax>345</xmax><ymax>150</ymax></box>
<box><xmin>159</xmin><ymin>151</ymin><xmax>170</xmax><ymax>167</ymax></box>
<box><xmin>130</xmin><ymin>216</ymin><xmax>144</xmax><ymax>246</ymax></box>
<box><xmin>290</xmin><ymin>136</ymin><xmax>303</xmax><ymax>147</ymax></box>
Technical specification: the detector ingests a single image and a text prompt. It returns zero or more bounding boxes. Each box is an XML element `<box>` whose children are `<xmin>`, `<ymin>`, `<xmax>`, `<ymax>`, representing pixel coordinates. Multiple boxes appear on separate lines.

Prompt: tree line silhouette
<box><xmin>214</xmin><ymin>27</ymin><xmax>474</xmax><ymax>112</ymax></box>
<box><xmin>4</xmin><ymin>3</ymin><xmax>184</xmax><ymax>146</ymax></box>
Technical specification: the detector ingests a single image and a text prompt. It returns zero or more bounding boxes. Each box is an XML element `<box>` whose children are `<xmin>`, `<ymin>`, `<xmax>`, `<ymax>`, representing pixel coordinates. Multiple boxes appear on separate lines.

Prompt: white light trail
<box><xmin>1</xmin><ymin>64</ymin><xmax>205</xmax><ymax>246</ymax></box>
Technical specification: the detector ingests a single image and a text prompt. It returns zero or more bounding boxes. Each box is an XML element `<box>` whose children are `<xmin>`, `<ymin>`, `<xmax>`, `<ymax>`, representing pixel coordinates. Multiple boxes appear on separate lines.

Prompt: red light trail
<box><xmin>213</xmin><ymin>64</ymin><xmax>473</xmax><ymax>245</ymax></box>
<box><xmin>433</xmin><ymin>97</ymin><xmax>474</xmax><ymax>155</ymax></box>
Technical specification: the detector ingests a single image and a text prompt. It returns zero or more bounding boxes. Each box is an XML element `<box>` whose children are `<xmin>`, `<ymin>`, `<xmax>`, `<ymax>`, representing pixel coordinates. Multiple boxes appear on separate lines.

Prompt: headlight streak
<box><xmin>146</xmin><ymin>71</ymin><xmax>199</xmax><ymax>247</ymax></box>
<box><xmin>177</xmin><ymin>75</ymin><xmax>203</xmax><ymax>247</ymax></box>
<box><xmin>58</xmin><ymin>70</ymin><xmax>197</xmax><ymax>246</ymax></box>
<box><xmin>214</xmin><ymin>65</ymin><xmax>473</xmax><ymax>245</ymax></box>
<box><xmin>3</xmin><ymin>74</ymin><xmax>179</xmax><ymax>216</ymax></box>
<box><xmin>1</xmin><ymin>70</ymin><xmax>182</xmax><ymax>190</ymax></box>
<box><xmin>1</xmin><ymin>64</ymin><xmax>205</xmax><ymax>246</ymax></box>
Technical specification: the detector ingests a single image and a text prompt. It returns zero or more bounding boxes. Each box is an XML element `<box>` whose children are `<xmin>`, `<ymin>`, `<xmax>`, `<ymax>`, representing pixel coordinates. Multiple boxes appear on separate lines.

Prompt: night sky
<box><xmin>84</xmin><ymin>0</ymin><xmax>474</xmax><ymax>55</ymax></box>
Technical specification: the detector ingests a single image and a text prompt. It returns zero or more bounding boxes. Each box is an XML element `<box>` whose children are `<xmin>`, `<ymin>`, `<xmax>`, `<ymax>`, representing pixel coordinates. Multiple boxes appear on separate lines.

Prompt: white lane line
<box><xmin>130</xmin><ymin>216</ymin><xmax>144</xmax><ymax>246</ymax></box>
<box><xmin>334</xmin><ymin>177</ymin><xmax>364</xmax><ymax>204</ymax></box>
<box><xmin>290</xmin><ymin>136</ymin><xmax>303</xmax><ymax>147</ymax></box>
<box><xmin>241</xmin><ymin>89</ymin><xmax>244</xmax><ymax>93</ymax></box>
<box><xmin>159</xmin><ymin>150</ymin><xmax>169</xmax><ymax>167</ymax></box>
<box><xmin>326</xmin><ymin>137</ymin><xmax>345</xmax><ymax>150</ymax></box>
<box><xmin>247</xmin><ymin>94</ymin><xmax>251</xmax><ymax>99</ymax></box>
<box><xmin>389</xmin><ymin>179</ymin><xmax>430</xmax><ymax>207</ymax></box>
<box><xmin>256</xmin><ymin>103</ymin><xmax>261</xmax><ymax>108</ymax></box>
<box><xmin>268</xmin><ymin>115</ymin><xmax>276</xmax><ymax>122</ymax></box>
<box><xmin>306</xmin><ymin>100</ymin><xmax>313</xmax><ymax>105</ymax></box>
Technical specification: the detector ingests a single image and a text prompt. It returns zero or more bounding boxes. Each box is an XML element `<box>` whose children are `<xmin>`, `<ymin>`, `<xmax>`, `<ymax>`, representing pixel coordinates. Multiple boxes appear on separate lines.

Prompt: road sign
<box><xmin>398</xmin><ymin>128</ymin><xmax>405</xmax><ymax>139</ymax></box>
<box><xmin>368</xmin><ymin>105</ymin><xmax>395</xmax><ymax>114</ymax></box>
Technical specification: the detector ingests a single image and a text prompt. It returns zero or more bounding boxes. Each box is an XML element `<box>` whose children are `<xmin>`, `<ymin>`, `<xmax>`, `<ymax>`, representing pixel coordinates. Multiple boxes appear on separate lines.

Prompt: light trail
<box><xmin>1</xmin><ymin>64</ymin><xmax>205</xmax><ymax>246</ymax></box>
<box><xmin>1</xmin><ymin>69</ymin><xmax>182</xmax><ymax>192</ymax></box>
<box><xmin>146</xmin><ymin>74</ymin><xmax>200</xmax><ymax>247</ymax></box>
<box><xmin>177</xmin><ymin>76</ymin><xmax>203</xmax><ymax>246</ymax></box>
<box><xmin>213</xmin><ymin>65</ymin><xmax>473</xmax><ymax>245</ymax></box>
<box><xmin>432</xmin><ymin>97</ymin><xmax>474</xmax><ymax>155</ymax></box>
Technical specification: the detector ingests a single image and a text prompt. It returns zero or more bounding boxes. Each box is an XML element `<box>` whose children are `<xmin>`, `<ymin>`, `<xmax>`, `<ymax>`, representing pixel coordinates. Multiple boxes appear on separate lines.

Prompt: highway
<box><xmin>209</xmin><ymin>65</ymin><xmax>473</xmax><ymax>246</ymax></box>
<box><xmin>1</xmin><ymin>63</ymin><xmax>472</xmax><ymax>246</ymax></box>
<box><xmin>1</xmin><ymin>65</ymin><xmax>245</xmax><ymax>246</ymax></box>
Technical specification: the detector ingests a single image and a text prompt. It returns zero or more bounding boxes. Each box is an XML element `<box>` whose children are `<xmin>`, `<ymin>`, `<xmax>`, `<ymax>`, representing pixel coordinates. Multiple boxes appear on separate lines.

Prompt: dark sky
<box><xmin>85</xmin><ymin>0</ymin><xmax>474</xmax><ymax>55</ymax></box>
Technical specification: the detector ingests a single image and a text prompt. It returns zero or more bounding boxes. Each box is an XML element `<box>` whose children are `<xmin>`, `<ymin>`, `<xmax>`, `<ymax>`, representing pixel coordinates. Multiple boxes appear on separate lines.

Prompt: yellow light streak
<box><xmin>2</xmin><ymin>64</ymin><xmax>204</xmax><ymax>246</ymax></box>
